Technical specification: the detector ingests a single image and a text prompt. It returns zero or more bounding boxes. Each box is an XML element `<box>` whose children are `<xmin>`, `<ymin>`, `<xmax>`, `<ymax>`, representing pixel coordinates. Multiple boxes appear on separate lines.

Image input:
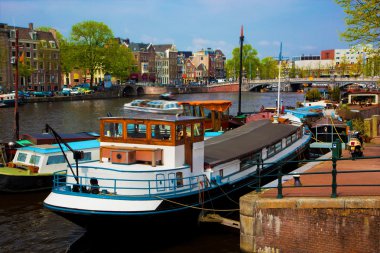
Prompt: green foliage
<box><xmin>18</xmin><ymin>59</ymin><xmax>34</xmax><ymax>78</ymax></box>
<box><xmin>305</xmin><ymin>88</ymin><xmax>321</xmax><ymax>102</ymax></box>
<box><xmin>336</xmin><ymin>0</ymin><xmax>380</xmax><ymax>50</ymax></box>
<box><xmin>69</xmin><ymin>21</ymin><xmax>114</xmax><ymax>86</ymax></box>
<box><xmin>260</xmin><ymin>57</ymin><xmax>277</xmax><ymax>79</ymax></box>
<box><xmin>225</xmin><ymin>44</ymin><xmax>260</xmax><ymax>79</ymax></box>
<box><xmin>328</xmin><ymin>86</ymin><xmax>341</xmax><ymax>102</ymax></box>
<box><xmin>352</xmin><ymin>118</ymin><xmax>365</xmax><ymax>134</ymax></box>
<box><xmin>103</xmin><ymin>39</ymin><xmax>137</xmax><ymax>82</ymax></box>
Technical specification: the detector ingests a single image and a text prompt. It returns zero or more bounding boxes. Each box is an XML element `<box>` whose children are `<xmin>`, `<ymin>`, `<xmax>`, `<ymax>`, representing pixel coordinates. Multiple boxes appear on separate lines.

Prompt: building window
<box><xmin>26</xmin><ymin>43</ymin><xmax>30</xmax><ymax>48</ymax></box>
<box><xmin>26</xmin><ymin>52</ymin><xmax>31</xmax><ymax>58</ymax></box>
<box><xmin>49</xmin><ymin>41</ymin><xmax>56</xmax><ymax>48</ymax></box>
<box><xmin>10</xmin><ymin>30</ymin><xmax>16</xmax><ymax>38</ymax></box>
<box><xmin>33</xmin><ymin>44</ymin><xmax>37</xmax><ymax>49</ymax></box>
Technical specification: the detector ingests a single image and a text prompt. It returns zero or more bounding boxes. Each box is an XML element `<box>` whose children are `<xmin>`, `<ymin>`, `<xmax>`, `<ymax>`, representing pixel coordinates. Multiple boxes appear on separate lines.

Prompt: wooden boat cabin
<box><xmin>178</xmin><ymin>100</ymin><xmax>232</xmax><ymax>131</ymax></box>
<box><xmin>99</xmin><ymin>114</ymin><xmax>205</xmax><ymax>171</ymax></box>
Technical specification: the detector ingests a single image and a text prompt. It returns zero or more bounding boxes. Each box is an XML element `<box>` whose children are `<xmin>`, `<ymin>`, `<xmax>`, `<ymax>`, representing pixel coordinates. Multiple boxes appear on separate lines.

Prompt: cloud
<box><xmin>192</xmin><ymin>38</ymin><xmax>228</xmax><ymax>50</ymax></box>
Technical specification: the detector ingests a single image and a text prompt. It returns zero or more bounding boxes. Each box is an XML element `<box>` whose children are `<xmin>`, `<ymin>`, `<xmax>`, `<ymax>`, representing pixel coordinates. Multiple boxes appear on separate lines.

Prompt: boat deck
<box><xmin>0</xmin><ymin>166</ymin><xmax>48</xmax><ymax>176</ymax></box>
<box><xmin>204</xmin><ymin>120</ymin><xmax>299</xmax><ymax>167</ymax></box>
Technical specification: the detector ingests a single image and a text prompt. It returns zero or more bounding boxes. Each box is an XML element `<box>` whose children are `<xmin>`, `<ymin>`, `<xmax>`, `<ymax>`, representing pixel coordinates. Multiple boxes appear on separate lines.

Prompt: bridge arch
<box><xmin>122</xmin><ymin>85</ymin><xmax>137</xmax><ymax>96</ymax></box>
<box><xmin>248</xmin><ymin>83</ymin><xmax>270</xmax><ymax>92</ymax></box>
<box><xmin>136</xmin><ymin>86</ymin><xmax>145</xmax><ymax>96</ymax></box>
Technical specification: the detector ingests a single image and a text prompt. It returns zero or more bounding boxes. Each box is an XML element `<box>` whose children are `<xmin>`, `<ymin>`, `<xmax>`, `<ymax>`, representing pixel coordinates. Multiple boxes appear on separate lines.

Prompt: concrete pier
<box><xmin>240</xmin><ymin>144</ymin><xmax>380</xmax><ymax>253</ymax></box>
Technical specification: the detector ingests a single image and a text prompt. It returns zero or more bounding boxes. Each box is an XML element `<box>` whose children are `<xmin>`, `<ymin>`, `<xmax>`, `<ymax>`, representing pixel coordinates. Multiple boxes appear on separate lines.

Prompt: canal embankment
<box><xmin>23</xmin><ymin>90</ymin><xmax>121</xmax><ymax>103</ymax></box>
<box><xmin>240</xmin><ymin>144</ymin><xmax>380</xmax><ymax>253</ymax></box>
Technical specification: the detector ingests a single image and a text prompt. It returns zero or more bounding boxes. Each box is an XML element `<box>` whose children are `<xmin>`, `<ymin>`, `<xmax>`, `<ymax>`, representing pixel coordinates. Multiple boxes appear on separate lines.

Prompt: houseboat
<box><xmin>0</xmin><ymin>93</ymin><xmax>22</xmax><ymax>108</ymax></box>
<box><xmin>123</xmin><ymin>99</ymin><xmax>183</xmax><ymax>115</ymax></box>
<box><xmin>0</xmin><ymin>139</ymin><xmax>99</xmax><ymax>192</ymax></box>
<box><xmin>43</xmin><ymin>114</ymin><xmax>311</xmax><ymax>229</ymax></box>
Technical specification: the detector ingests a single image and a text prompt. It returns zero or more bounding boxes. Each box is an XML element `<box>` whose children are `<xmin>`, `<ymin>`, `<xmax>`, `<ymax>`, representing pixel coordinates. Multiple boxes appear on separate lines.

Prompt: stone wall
<box><xmin>240</xmin><ymin>194</ymin><xmax>380</xmax><ymax>253</ymax></box>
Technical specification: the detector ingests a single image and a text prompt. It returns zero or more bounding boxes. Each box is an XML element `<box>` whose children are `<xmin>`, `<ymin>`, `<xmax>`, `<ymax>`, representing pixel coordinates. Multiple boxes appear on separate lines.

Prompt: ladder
<box><xmin>0</xmin><ymin>144</ymin><xmax>7</xmax><ymax>166</ymax></box>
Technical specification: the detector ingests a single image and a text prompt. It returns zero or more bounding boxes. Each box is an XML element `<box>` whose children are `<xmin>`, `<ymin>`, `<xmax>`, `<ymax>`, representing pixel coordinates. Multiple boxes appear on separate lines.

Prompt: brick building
<box><xmin>0</xmin><ymin>23</ymin><xmax>60</xmax><ymax>93</ymax></box>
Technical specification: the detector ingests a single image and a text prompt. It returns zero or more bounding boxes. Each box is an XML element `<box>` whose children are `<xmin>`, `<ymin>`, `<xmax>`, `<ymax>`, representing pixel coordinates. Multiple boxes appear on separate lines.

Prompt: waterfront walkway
<box><xmin>240</xmin><ymin>143</ymin><xmax>380</xmax><ymax>253</ymax></box>
<box><xmin>261</xmin><ymin>143</ymin><xmax>380</xmax><ymax>198</ymax></box>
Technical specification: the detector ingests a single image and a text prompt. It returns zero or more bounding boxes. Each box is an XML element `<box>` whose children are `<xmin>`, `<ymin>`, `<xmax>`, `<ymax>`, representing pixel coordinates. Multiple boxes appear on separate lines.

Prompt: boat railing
<box><xmin>52</xmin><ymin>171</ymin><xmax>209</xmax><ymax>198</ymax></box>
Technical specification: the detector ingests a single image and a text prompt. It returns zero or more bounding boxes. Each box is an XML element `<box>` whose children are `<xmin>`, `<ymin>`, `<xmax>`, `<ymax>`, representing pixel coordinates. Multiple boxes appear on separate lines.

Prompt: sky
<box><xmin>0</xmin><ymin>0</ymin><xmax>351</xmax><ymax>59</ymax></box>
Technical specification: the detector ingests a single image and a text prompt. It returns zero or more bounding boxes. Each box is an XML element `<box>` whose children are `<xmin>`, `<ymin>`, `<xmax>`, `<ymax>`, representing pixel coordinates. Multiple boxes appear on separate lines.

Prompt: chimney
<box><xmin>29</xmin><ymin>23</ymin><xmax>33</xmax><ymax>30</ymax></box>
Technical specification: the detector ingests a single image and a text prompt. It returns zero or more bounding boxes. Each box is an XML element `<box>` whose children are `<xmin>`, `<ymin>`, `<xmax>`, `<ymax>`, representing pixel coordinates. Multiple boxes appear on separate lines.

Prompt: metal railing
<box><xmin>52</xmin><ymin>171</ymin><xmax>208</xmax><ymax>198</ymax></box>
<box><xmin>254</xmin><ymin>155</ymin><xmax>380</xmax><ymax>199</ymax></box>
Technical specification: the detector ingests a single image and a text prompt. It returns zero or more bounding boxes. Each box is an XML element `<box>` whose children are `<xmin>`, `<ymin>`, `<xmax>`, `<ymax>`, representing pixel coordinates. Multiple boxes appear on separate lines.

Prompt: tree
<box><xmin>336</xmin><ymin>0</ymin><xmax>380</xmax><ymax>52</ymax></box>
<box><xmin>305</xmin><ymin>88</ymin><xmax>321</xmax><ymax>102</ymax></box>
<box><xmin>103</xmin><ymin>39</ymin><xmax>137</xmax><ymax>83</ymax></box>
<box><xmin>225</xmin><ymin>44</ymin><xmax>260</xmax><ymax>80</ymax></box>
<box><xmin>260</xmin><ymin>57</ymin><xmax>277</xmax><ymax>79</ymax></box>
<box><xmin>336</xmin><ymin>55</ymin><xmax>350</xmax><ymax>77</ymax></box>
<box><xmin>70</xmin><ymin>21</ymin><xmax>114</xmax><ymax>86</ymax></box>
<box><xmin>328</xmin><ymin>86</ymin><xmax>341</xmax><ymax>102</ymax></box>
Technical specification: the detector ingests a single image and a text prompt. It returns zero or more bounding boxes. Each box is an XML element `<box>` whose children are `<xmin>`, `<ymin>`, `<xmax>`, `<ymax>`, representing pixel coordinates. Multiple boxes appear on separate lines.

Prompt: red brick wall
<box><xmin>242</xmin><ymin>208</ymin><xmax>380</xmax><ymax>253</ymax></box>
<box><xmin>207</xmin><ymin>83</ymin><xmax>239</xmax><ymax>92</ymax></box>
<box><xmin>321</xmin><ymin>50</ymin><xmax>335</xmax><ymax>60</ymax></box>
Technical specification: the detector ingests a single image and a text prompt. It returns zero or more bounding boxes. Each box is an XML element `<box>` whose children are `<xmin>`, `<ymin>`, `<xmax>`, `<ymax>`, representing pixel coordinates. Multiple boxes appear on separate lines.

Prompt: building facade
<box><xmin>153</xmin><ymin>44</ymin><xmax>177</xmax><ymax>84</ymax></box>
<box><xmin>0</xmin><ymin>23</ymin><xmax>61</xmax><ymax>93</ymax></box>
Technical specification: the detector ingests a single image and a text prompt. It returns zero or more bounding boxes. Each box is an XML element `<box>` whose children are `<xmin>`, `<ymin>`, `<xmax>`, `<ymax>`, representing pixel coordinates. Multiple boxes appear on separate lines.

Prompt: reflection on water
<box><xmin>0</xmin><ymin>92</ymin><xmax>304</xmax><ymax>252</ymax></box>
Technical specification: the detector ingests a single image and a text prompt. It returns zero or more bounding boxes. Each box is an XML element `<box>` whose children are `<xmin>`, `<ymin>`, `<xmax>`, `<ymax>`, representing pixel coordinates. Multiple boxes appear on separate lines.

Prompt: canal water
<box><xmin>0</xmin><ymin>92</ymin><xmax>304</xmax><ymax>252</ymax></box>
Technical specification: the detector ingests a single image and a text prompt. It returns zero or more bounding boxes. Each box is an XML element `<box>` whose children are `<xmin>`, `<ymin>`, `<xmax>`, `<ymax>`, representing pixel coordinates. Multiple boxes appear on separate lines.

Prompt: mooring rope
<box><xmin>154</xmin><ymin>195</ymin><xmax>240</xmax><ymax>212</ymax></box>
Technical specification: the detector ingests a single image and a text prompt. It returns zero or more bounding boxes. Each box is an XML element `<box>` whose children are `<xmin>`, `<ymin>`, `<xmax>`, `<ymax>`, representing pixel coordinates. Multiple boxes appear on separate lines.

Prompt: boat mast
<box><xmin>276</xmin><ymin>42</ymin><xmax>282</xmax><ymax>121</ymax></box>
<box><xmin>14</xmin><ymin>29</ymin><xmax>19</xmax><ymax>140</ymax></box>
<box><xmin>238</xmin><ymin>25</ymin><xmax>244</xmax><ymax>116</ymax></box>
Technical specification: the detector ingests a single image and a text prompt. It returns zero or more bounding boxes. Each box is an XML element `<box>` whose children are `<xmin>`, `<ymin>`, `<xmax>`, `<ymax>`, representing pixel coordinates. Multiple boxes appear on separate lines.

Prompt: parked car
<box><xmin>70</xmin><ymin>88</ymin><xmax>83</xmax><ymax>96</ymax></box>
<box><xmin>33</xmin><ymin>91</ymin><xmax>54</xmax><ymax>97</ymax></box>
<box><xmin>61</xmin><ymin>88</ymin><xmax>72</xmax><ymax>96</ymax></box>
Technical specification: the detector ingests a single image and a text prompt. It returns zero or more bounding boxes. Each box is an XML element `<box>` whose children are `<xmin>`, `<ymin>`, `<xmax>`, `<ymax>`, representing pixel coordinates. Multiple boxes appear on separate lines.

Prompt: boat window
<box><xmin>127</xmin><ymin>123</ymin><xmax>146</xmax><ymax>139</ymax></box>
<box><xmin>240</xmin><ymin>153</ymin><xmax>261</xmax><ymax>171</ymax></box>
<box><xmin>275</xmin><ymin>142</ymin><xmax>282</xmax><ymax>152</ymax></box>
<box><xmin>286</xmin><ymin>136</ymin><xmax>292</xmax><ymax>146</ymax></box>
<box><xmin>183</xmin><ymin>105</ymin><xmax>191</xmax><ymax>116</ymax></box>
<box><xmin>223</xmin><ymin>109</ymin><xmax>229</xmax><ymax>117</ymax></box>
<box><xmin>47</xmin><ymin>155</ymin><xmax>65</xmax><ymax>165</ymax></box>
<box><xmin>186</xmin><ymin>124</ymin><xmax>192</xmax><ymax>137</ymax></box>
<box><xmin>291</xmin><ymin>133</ymin><xmax>297</xmax><ymax>142</ymax></box>
<box><xmin>193</xmin><ymin>122</ymin><xmax>203</xmax><ymax>137</ymax></box>
<box><xmin>82</xmin><ymin>152</ymin><xmax>92</xmax><ymax>161</ymax></box>
<box><xmin>103</xmin><ymin>122</ymin><xmax>123</xmax><ymax>138</ymax></box>
<box><xmin>16</xmin><ymin>152</ymin><xmax>27</xmax><ymax>162</ymax></box>
<box><xmin>151</xmin><ymin>124</ymin><xmax>172</xmax><ymax>140</ymax></box>
<box><xmin>204</xmin><ymin>108</ymin><xmax>212</xmax><ymax>119</ymax></box>
<box><xmin>195</xmin><ymin>106</ymin><xmax>202</xmax><ymax>117</ymax></box>
<box><xmin>176</xmin><ymin>125</ymin><xmax>184</xmax><ymax>142</ymax></box>
<box><xmin>176</xmin><ymin>172</ymin><xmax>183</xmax><ymax>188</ymax></box>
<box><xmin>267</xmin><ymin>146</ymin><xmax>275</xmax><ymax>157</ymax></box>
<box><xmin>29</xmin><ymin>155</ymin><xmax>41</xmax><ymax>165</ymax></box>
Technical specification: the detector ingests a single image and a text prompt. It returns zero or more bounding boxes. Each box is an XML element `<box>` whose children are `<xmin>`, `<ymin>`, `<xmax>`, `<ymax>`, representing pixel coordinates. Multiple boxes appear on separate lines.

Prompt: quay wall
<box><xmin>207</xmin><ymin>83</ymin><xmax>240</xmax><ymax>93</ymax></box>
<box><xmin>23</xmin><ymin>90</ymin><xmax>120</xmax><ymax>103</ymax></box>
<box><xmin>240</xmin><ymin>195</ymin><xmax>380</xmax><ymax>253</ymax></box>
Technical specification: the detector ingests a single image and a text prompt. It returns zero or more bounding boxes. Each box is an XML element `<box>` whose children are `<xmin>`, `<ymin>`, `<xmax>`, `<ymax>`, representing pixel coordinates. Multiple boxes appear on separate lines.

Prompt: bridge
<box><xmin>118</xmin><ymin>77</ymin><xmax>379</xmax><ymax>96</ymax></box>
<box><xmin>246</xmin><ymin>77</ymin><xmax>379</xmax><ymax>92</ymax></box>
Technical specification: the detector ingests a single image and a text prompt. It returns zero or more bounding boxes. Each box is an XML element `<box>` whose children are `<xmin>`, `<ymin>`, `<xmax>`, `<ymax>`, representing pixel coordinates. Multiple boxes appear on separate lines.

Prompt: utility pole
<box><xmin>238</xmin><ymin>25</ymin><xmax>244</xmax><ymax>116</ymax></box>
<box><xmin>14</xmin><ymin>29</ymin><xmax>20</xmax><ymax>141</ymax></box>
